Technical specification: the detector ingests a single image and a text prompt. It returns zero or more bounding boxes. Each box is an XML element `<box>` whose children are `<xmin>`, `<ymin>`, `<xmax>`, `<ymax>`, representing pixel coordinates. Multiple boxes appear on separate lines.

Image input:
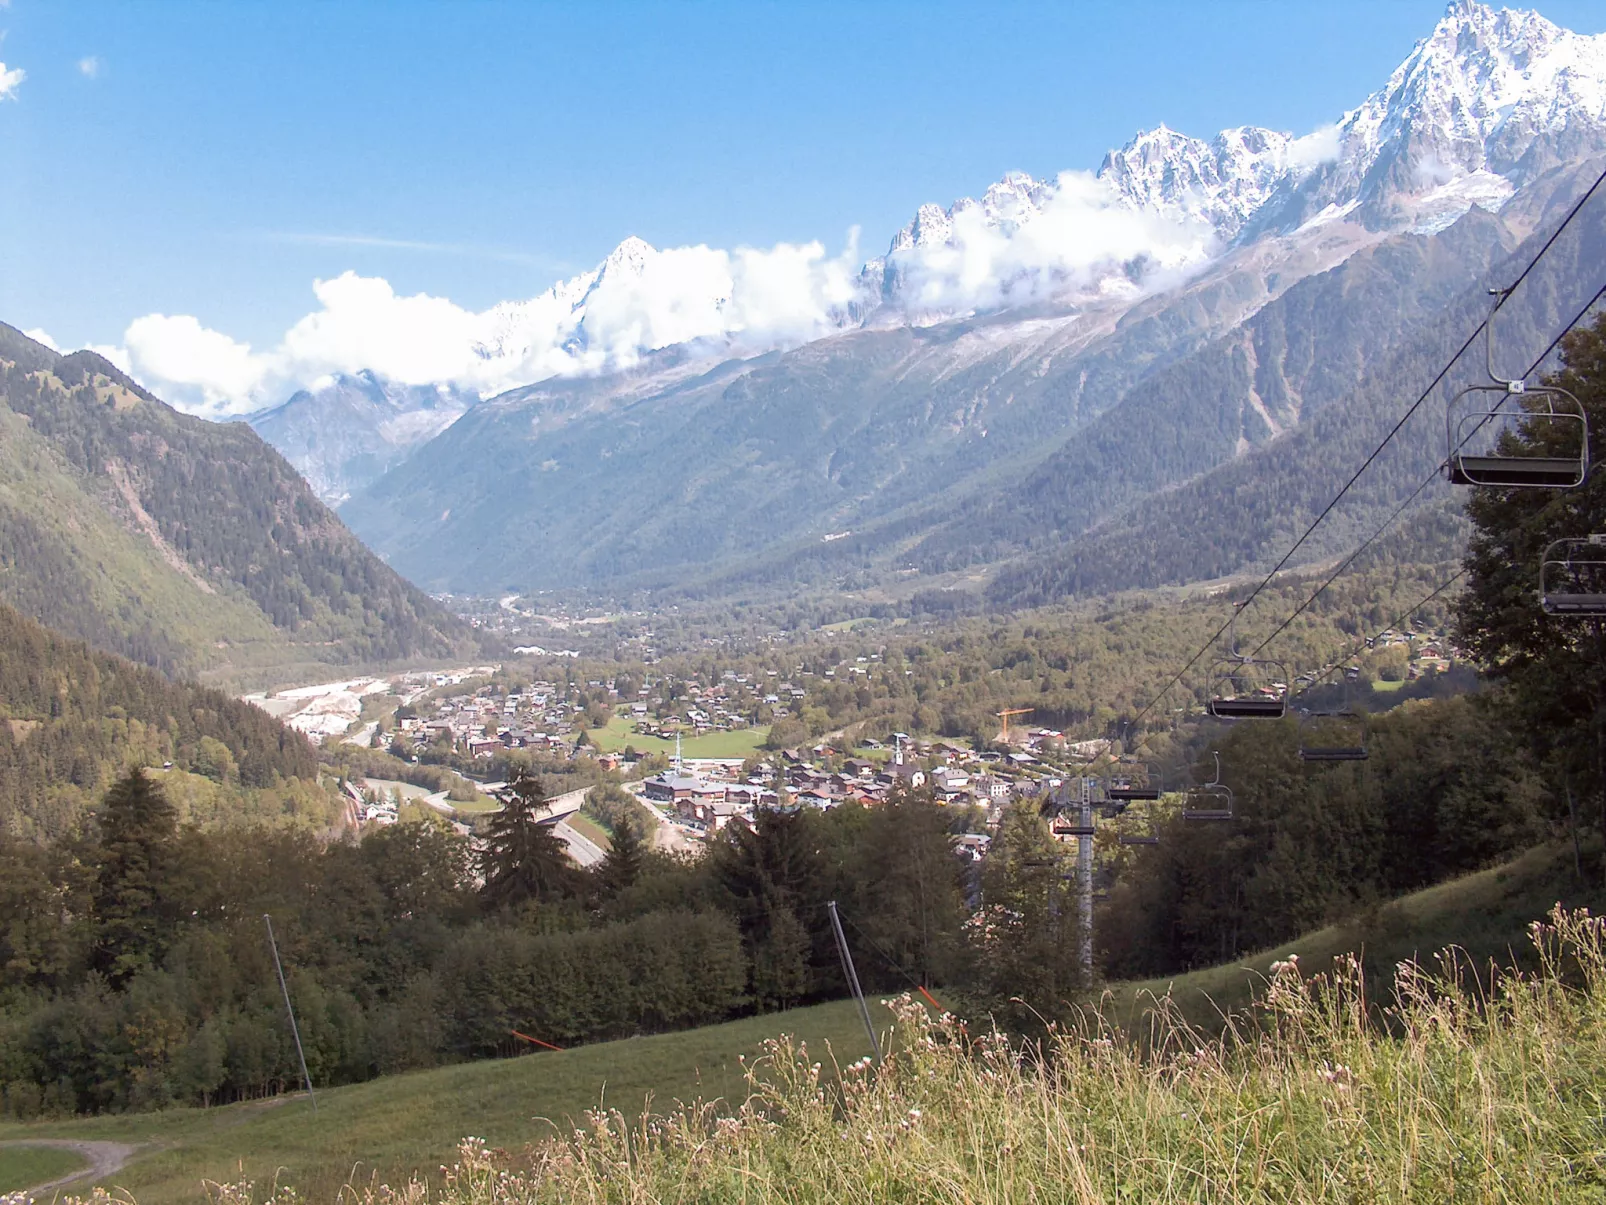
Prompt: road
<box><xmin>624</xmin><ymin>781</ymin><xmax>698</xmax><ymax>854</ymax></box>
<box><xmin>554</xmin><ymin>817</ymin><xmax>606</xmax><ymax>867</ymax></box>
<box><xmin>0</xmin><ymin>1139</ymin><xmax>139</xmax><ymax>1195</ymax></box>
<box><xmin>366</xmin><ymin>781</ymin><xmax>617</xmax><ymax>867</ymax></box>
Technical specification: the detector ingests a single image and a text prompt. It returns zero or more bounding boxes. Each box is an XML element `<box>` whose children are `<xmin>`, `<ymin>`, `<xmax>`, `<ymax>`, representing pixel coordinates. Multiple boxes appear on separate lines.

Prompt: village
<box><xmin>243</xmin><ymin>624</ymin><xmax>1464</xmax><ymax>845</ymax></box>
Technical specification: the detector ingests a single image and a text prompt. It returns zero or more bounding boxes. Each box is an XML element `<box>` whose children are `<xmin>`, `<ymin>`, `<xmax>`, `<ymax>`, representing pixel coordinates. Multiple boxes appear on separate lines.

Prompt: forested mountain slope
<box><xmin>0</xmin><ymin>325</ymin><xmax>478</xmax><ymax>679</ymax></box>
<box><xmin>987</xmin><ymin>160</ymin><xmax>1606</xmax><ymax>607</ymax></box>
<box><xmin>343</xmin><ymin>163</ymin><xmax>1598</xmax><ymax>600</ymax></box>
<box><xmin>0</xmin><ymin>597</ymin><xmax>319</xmax><ymax>841</ymax></box>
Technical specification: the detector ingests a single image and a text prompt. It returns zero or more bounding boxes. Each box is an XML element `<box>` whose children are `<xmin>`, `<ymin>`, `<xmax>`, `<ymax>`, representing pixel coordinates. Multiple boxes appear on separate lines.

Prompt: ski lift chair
<box><xmin>1050</xmin><ymin>813</ymin><xmax>1096</xmax><ymax>839</ymax></box>
<box><xmin>1207</xmin><ymin>656</ymin><xmax>1288</xmax><ymax>719</ymax></box>
<box><xmin>1107</xmin><ymin>765</ymin><xmax>1162</xmax><ymax>802</ymax></box>
<box><xmin>1297</xmin><ymin>708</ymin><xmax>1369</xmax><ymax>762</ymax></box>
<box><xmin>1445</xmin><ymin>291</ymin><xmax>1589</xmax><ymax>490</ymax></box>
<box><xmin>1117</xmin><ymin>803</ymin><xmax>1160</xmax><ymax>846</ymax></box>
<box><xmin>1445</xmin><ymin>383</ymin><xmax>1588</xmax><ymax>488</ymax></box>
<box><xmin>1182</xmin><ymin>752</ymin><xmax>1234</xmax><ymax>822</ymax></box>
<box><xmin>1541</xmin><ymin>535</ymin><xmax>1606</xmax><ymax>616</ymax></box>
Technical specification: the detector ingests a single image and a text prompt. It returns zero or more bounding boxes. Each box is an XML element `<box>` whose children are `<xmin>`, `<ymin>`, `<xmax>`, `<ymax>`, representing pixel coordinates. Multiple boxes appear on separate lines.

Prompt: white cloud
<box><xmin>1288</xmin><ymin>122</ymin><xmax>1343</xmax><ymax>172</ymax></box>
<box><xmin>77</xmin><ymin>55</ymin><xmax>100</xmax><ymax>79</ymax></box>
<box><xmin>0</xmin><ymin>61</ymin><xmax>23</xmax><ymax>100</ymax></box>
<box><xmin>109</xmin><ymin>235</ymin><xmax>873</xmax><ymax>418</ymax></box>
<box><xmin>99</xmin><ymin>170</ymin><xmax>1232</xmax><ymax>419</ymax></box>
<box><xmin>887</xmin><ymin>170</ymin><xmax>1215</xmax><ymax>316</ymax></box>
<box><xmin>22</xmin><ymin>328</ymin><xmax>59</xmax><ymax>351</ymax></box>
<box><xmin>123</xmin><ymin>314</ymin><xmax>266</xmax><ymax>409</ymax></box>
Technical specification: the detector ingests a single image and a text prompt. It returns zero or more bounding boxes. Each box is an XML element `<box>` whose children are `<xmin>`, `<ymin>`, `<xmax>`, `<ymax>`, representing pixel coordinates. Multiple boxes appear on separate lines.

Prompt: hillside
<box><xmin>0</xmin><ymin>841</ymin><xmax>1593</xmax><ymax>1205</ymax></box>
<box><xmin>987</xmin><ymin>160</ymin><xmax>1606</xmax><ymax>606</ymax></box>
<box><xmin>0</xmin><ymin>597</ymin><xmax>321</xmax><ymax>840</ymax></box>
<box><xmin>0</xmin><ymin>325</ymin><xmax>478</xmax><ymax>679</ymax></box>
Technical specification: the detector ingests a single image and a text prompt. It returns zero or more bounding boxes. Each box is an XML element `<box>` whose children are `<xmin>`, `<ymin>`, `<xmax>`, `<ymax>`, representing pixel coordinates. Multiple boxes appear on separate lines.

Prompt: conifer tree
<box><xmin>479</xmin><ymin>768</ymin><xmax>576</xmax><ymax>910</ymax></box>
<box><xmin>598</xmin><ymin>812</ymin><xmax>646</xmax><ymax>895</ymax></box>
<box><xmin>91</xmin><ymin>767</ymin><xmax>179</xmax><ymax>985</ymax></box>
<box><xmin>960</xmin><ymin>802</ymin><xmax>1083</xmax><ymax>1033</ymax></box>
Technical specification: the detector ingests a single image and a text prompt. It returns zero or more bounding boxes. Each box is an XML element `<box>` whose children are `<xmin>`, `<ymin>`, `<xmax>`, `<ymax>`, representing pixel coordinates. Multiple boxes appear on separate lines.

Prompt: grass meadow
<box><xmin>0</xmin><ymin>1001</ymin><xmax>874</xmax><ymax>1205</ymax></box>
<box><xmin>6</xmin><ymin>843</ymin><xmax>1603</xmax><ymax>1204</ymax></box>
<box><xmin>0</xmin><ymin>1145</ymin><xmax>86</xmax><ymax>1193</ymax></box>
<box><xmin>403</xmin><ymin>905</ymin><xmax>1606</xmax><ymax>1204</ymax></box>
<box><xmin>588</xmin><ymin>715</ymin><xmax>769</xmax><ymax>759</ymax></box>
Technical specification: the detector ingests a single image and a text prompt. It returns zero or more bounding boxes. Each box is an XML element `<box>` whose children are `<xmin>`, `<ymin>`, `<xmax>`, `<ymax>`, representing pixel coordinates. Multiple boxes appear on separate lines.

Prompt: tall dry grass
<box><xmin>69</xmin><ymin>906</ymin><xmax>1606</xmax><ymax>1204</ymax></box>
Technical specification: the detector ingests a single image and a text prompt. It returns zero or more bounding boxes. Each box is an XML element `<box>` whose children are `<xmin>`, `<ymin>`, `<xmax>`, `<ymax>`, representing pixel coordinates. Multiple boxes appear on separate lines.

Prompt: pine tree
<box><xmin>598</xmin><ymin>813</ymin><xmax>646</xmax><ymax>895</ymax></box>
<box><xmin>960</xmin><ymin>802</ymin><xmax>1083</xmax><ymax>1034</ymax></box>
<box><xmin>479</xmin><ymin>768</ymin><xmax>576</xmax><ymax>910</ymax></box>
<box><xmin>91</xmin><ymin>767</ymin><xmax>179</xmax><ymax>985</ymax></box>
<box><xmin>712</xmin><ymin>805</ymin><xmax>829</xmax><ymax>1003</ymax></box>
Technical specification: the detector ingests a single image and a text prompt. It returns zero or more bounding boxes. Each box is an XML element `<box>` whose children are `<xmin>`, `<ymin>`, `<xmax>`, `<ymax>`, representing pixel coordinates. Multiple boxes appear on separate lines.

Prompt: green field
<box><xmin>0</xmin><ymin>843</ymin><xmax>1592</xmax><ymax>1204</ymax></box>
<box><xmin>0</xmin><ymin>1145</ymin><xmax>87</xmax><ymax>1193</ymax></box>
<box><xmin>588</xmin><ymin>714</ymin><xmax>769</xmax><ymax>759</ymax></box>
<box><xmin>0</xmin><ymin>1000</ymin><xmax>874</xmax><ymax>1205</ymax></box>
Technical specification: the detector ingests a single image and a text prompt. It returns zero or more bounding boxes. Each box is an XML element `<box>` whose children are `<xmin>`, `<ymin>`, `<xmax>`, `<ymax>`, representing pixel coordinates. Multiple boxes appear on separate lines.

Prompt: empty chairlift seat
<box><xmin>1182</xmin><ymin>752</ymin><xmax>1234</xmax><ymax>822</ymax></box>
<box><xmin>1117</xmin><ymin>804</ymin><xmax>1161</xmax><ymax>845</ymax></box>
<box><xmin>1541</xmin><ymin>535</ymin><xmax>1606</xmax><ymax>615</ymax></box>
<box><xmin>1207</xmin><ymin>657</ymin><xmax>1288</xmax><ymax>719</ymax></box>
<box><xmin>1106</xmin><ymin>764</ymin><xmax>1161</xmax><ymax>801</ymax></box>
<box><xmin>1445</xmin><ymin>382</ymin><xmax>1588</xmax><ymax>489</ymax></box>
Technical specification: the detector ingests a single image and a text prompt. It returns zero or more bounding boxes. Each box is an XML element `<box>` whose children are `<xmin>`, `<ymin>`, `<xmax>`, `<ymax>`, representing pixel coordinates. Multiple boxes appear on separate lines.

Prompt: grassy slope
<box><xmin>0</xmin><ymin>1145</ymin><xmax>88</xmax><ymax>1192</ymax></box>
<box><xmin>2</xmin><ymin>841</ymin><xmax>1594</xmax><ymax>1203</ymax></box>
<box><xmin>1103</xmin><ymin>840</ymin><xmax>1606</xmax><ymax>1026</ymax></box>
<box><xmin>0</xmin><ymin>1001</ymin><xmax>875</xmax><ymax>1204</ymax></box>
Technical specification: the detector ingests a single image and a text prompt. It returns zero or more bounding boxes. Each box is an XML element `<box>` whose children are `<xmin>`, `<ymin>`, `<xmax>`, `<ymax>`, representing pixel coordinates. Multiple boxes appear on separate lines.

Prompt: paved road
<box><xmin>554</xmin><ymin>817</ymin><xmax>606</xmax><ymax>867</ymax></box>
<box><xmin>0</xmin><ymin>1139</ymin><xmax>139</xmax><ymax>1196</ymax></box>
<box><xmin>625</xmin><ymin>781</ymin><xmax>698</xmax><ymax>854</ymax></box>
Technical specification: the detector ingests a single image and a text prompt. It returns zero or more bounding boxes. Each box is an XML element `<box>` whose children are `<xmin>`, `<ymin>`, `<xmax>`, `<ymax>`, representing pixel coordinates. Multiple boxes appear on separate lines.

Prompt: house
<box><xmin>644</xmin><ymin>774</ymin><xmax>704</xmax><ymax>804</ymax></box>
<box><xmin>931</xmin><ymin>767</ymin><xmax>970</xmax><ymax>794</ymax></box>
<box><xmin>891</xmin><ymin>761</ymin><xmax>927</xmax><ymax>789</ymax></box>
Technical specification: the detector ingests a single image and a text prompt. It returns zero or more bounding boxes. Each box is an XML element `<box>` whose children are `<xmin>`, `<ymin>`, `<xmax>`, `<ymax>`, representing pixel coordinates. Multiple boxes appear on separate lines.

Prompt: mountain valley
<box><xmin>266</xmin><ymin>0</ymin><xmax>1606</xmax><ymax>606</ymax></box>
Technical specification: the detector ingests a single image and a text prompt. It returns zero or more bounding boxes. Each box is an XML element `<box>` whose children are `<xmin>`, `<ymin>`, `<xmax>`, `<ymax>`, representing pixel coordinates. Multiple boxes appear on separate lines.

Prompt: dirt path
<box><xmin>0</xmin><ymin>1140</ymin><xmax>139</xmax><ymax>1196</ymax></box>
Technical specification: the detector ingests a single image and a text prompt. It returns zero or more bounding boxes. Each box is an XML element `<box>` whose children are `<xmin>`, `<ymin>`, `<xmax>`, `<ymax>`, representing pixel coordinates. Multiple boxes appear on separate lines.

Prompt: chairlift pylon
<box><xmin>1541</xmin><ymin>535</ymin><xmax>1606</xmax><ymax>616</ymax></box>
<box><xmin>1182</xmin><ymin>752</ymin><xmax>1234</xmax><ymax>822</ymax></box>
<box><xmin>1445</xmin><ymin>290</ymin><xmax>1589</xmax><ymax>490</ymax></box>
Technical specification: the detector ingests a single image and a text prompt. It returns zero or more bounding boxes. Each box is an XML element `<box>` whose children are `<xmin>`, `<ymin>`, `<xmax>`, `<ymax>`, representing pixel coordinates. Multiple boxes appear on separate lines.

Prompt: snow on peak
<box><xmin>1333</xmin><ymin>0</ymin><xmax>1606</xmax><ymax>193</ymax></box>
<box><xmin>1097</xmin><ymin>124</ymin><xmax>1293</xmax><ymax>239</ymax></box>
<box><xmin>887</xmin><ymin>172</ymin><xmax>1055</xmax><ymax>254</ymax></box>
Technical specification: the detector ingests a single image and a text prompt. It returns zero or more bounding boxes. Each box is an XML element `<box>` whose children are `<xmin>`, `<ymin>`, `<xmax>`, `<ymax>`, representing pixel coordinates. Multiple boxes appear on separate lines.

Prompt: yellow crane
<box><xmin>997</xmin><ymin>708</ymin><xmax>1034</xmax><ymax>742</ymax></box>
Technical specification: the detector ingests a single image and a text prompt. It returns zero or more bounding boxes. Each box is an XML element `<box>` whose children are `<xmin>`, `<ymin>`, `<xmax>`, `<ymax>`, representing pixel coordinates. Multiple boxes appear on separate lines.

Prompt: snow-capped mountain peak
<box><xmin>1334</xmin><ymin>0</ymin><xmax>1606</xmax><ymax>201</ymax></box>
<box><xmin>1096</xmin><ymin>123</ymin><xmax>1294</xmax><ymax>239</ymax></box>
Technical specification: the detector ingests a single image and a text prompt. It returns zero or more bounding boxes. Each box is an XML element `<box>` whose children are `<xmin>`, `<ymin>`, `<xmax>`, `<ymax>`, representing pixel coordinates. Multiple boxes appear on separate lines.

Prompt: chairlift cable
<box><xmin>1251</xmin><ymin>280</ymin><xmax>1606</xmax><ymax>663</ymax></box>
<box><xmin>1127</xmin><ymin>167</ymin><xmax>1606</xmax><ymax>730</ymax></box>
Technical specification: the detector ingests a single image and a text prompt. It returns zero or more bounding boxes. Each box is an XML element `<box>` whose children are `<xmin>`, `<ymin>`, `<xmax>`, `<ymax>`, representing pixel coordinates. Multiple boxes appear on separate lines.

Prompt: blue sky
<box><xmin>1</xmin><ymin>0</ymin><xmax>1602</xmax><ymax>391</ymax></box>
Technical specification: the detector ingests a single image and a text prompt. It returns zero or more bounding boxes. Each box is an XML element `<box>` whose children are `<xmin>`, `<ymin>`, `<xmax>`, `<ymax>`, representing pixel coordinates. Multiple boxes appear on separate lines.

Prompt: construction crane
<box><xmin>997</xmin><ymin>708</ymin><xmax>1034</xmax><ymax>742</ymax></box>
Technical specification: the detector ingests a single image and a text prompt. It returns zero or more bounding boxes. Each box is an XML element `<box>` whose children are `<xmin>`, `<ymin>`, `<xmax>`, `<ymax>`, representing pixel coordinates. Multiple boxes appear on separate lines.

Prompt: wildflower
<box><xmin>1318</xmin><ymin>1062</ymin><xmax>1355</xmax><ymax>1090</ymax></box>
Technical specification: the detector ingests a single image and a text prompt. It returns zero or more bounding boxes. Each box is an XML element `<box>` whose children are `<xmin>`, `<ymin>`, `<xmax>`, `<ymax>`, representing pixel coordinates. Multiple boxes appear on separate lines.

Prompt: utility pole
<box><xmin>264</xmin><ymin>914</ymin><xmax>316</xmax><ymax>1111</ymax></box>
<box><xmin>828</xmin><ymin>900</ymin><xmax>881</xmax><ymax>1066</ymax></box>
<box><xmin>1076</xmin><ymin>778</ymin><xmax>1094</xmax><ymax>980</ymax></box>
